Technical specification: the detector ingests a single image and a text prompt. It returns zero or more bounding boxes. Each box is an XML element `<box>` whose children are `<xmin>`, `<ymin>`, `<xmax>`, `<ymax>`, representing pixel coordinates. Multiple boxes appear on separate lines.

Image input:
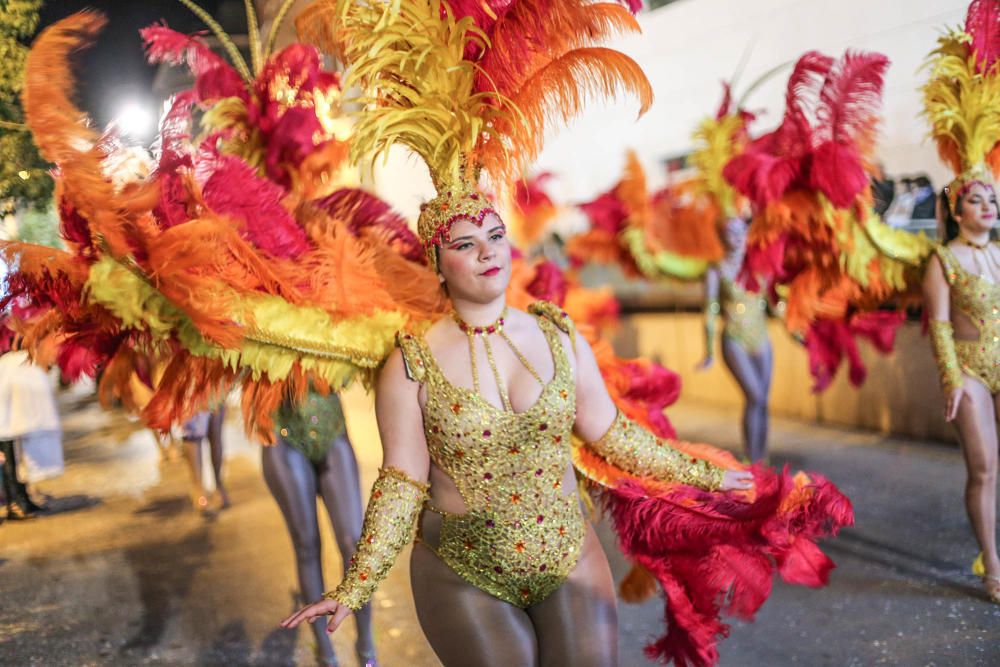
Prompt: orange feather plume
<box><xmin>478</xmin><ymin>48</ymin><xmax>653</xmax><ymax>188</ymax></box>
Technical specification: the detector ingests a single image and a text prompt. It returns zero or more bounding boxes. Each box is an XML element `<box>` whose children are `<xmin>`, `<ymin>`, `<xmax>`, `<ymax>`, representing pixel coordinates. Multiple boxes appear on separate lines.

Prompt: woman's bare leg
<box><xmin>954</xmin><ymin>380</ymin><xmax>1000</xmax><ymax>580</ymax></box>
<box><xmin>410</xmin><ymin>542</ymin><xmax>538</xmax><ymax>667</ymax></box>
<box><xmin>181</xmin><ymin>437</ymin><xmax>207</xmax><ymax>510</ymax></box>
<box><xmin>527</xmin><ymin>525</ymin><xmax>618</xmax><ymax>667</ymax></box>
<box><xmin>315</xmin><ymin>434</ymin><xmax>377</xmax><ymax>661</ymax></box>
<box><xmin>748</xmin><ymin>340</ymin><xmax>773</xmax><ymax>462</ymax></box>
<box><xmin>207</xmin><ymin>406</ymin><xmax>229</xmax><ymax>507</ymax></box>
<box><xmin>722</xmin><ymin>338</ymin><xmax>770</xmax><ymax>462</ymax></box>
<box><xmin>262</xmin><ymin>439</ymin><xmax>339</xmax><ymax>665</ymax></box>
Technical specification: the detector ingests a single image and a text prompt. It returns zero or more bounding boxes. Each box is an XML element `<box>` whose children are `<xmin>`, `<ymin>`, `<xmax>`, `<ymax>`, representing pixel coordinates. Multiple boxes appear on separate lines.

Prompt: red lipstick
<box><xmin>481</xmin><ymin>267</ymin><xmax>501</xmax><ymax>277</ymax></box>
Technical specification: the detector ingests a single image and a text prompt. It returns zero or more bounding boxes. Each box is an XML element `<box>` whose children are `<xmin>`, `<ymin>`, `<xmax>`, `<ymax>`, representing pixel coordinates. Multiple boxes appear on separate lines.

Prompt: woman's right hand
<box><xmin>280</xmin><ymin>597</ymin><xmax>352</xmax><ymax>634</ymax></box>
<box><xmin>945</xmin><ymin>383</ymin><xmax>968</xmax><ymax>422</ymax></box>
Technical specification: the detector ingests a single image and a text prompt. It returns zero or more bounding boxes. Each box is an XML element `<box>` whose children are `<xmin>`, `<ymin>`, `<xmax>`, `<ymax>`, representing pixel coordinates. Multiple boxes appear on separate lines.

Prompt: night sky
<box><xmin>36</xmin><ymin>1</ymin><xmax>248</xmax><ymax>128</ymax></box>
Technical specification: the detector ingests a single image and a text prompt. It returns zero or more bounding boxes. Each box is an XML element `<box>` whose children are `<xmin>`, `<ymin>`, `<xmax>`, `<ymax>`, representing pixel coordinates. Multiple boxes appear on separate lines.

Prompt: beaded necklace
<box><xmin>957</xmin><ymin>234</ymin><xmax>1000</xmax><ymax>282</ymax></box>
<box><xmin>452</xmin><ymin>307</ymin><xmax>544</xmax><ymax>412</ymax></box>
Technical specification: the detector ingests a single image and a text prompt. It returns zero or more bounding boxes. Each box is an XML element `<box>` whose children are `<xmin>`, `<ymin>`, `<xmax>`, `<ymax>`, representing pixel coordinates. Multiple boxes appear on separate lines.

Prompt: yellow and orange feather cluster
<box><xmin>297</xmin><ymin>0</ymin><xmax>652</xmax><ymax>195</ymax></box>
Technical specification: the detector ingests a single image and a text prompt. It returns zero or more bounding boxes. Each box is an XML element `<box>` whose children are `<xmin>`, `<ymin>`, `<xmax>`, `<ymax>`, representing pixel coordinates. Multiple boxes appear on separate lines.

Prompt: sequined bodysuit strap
<box><xmin>934</xmin><ymin>244</ymin><xmax>1000</xmax><ymax>393</ymax></box>
<box><xmin>396</xmin><ymin>310</ymin><xmax>586</xmax><ymax>607</ymax></box>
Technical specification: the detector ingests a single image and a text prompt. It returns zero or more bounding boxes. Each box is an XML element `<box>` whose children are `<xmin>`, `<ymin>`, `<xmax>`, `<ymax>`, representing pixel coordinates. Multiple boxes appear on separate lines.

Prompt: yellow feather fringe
<box><xmin>85</xmin><ymin>257</ymin><xmax>404</xmax><ymax>386</ymax></box>
<box><xmin>922</xmin><ymin>26</ymin><xmax>1000</xmax><ymax>181</ymax></box>
<box><xmin>690</xmin><ymin>114</ymin><xmax>746</xmax><ymax>219</ymax></box>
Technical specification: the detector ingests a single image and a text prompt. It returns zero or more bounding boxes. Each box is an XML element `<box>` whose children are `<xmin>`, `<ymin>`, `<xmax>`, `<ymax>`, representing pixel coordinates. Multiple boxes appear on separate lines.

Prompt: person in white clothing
<box><xmin>0</xmin><ymin>345</ymin><xmax>63</xmax><ymax>520</ymax></box>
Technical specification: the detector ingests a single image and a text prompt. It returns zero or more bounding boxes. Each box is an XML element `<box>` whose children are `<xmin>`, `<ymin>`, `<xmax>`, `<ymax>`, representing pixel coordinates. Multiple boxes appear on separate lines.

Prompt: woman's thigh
<box><xmin>527</xmin><ymin>525</ymin><xmax>618</xmax><ymax>667</ymax></box>
<box><xmin>749</xmin><ymin>340</ymin><xmax>773</xmax><ymax>396</ymax></box>
<box><xmin>409</xmin><ymin>542</ymin><xmax>538</xmax><ymax>667</ymax></box>
<box><xmin>955</xmin><ymin>379</ymin><xmax>999</xmax><ymax>477</ymax></box>
<box><xmin>721</xmin><ymin>337</ymin><xmax>765</xmax><ymax>404</ymax></box>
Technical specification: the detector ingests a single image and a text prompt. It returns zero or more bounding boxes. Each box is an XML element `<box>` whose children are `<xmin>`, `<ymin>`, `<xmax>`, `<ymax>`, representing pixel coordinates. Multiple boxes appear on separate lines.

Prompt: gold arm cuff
<box><xmin>929</xmin><ymin>320</ymin><xmax>964</xmax><ymax>393</ymax></box>
<box><xmin>589</xmin><ymin>411</ymin><xmax>725</xmax><ymax>491</ymax></box>
<box><xmin>704</xmin><ymin>299</ymin><xmax>719</xmax><ymax>357</ymax></box>
<box><xmin>324</xmin><ymin>467</ymin><xmax>429</xmax><ymax>610</ymax></box>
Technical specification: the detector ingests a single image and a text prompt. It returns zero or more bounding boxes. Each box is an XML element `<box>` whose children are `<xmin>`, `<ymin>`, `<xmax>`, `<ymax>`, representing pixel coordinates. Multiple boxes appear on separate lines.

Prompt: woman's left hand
<box><xmin>721</xmin><ymin>469</ymin><xmax>754</xmax><ymax>492</ymax></box>
<box><xmin>280</xmin><ymin>597</ymin><xmax>351</xmax><ymax>634</ymax></box>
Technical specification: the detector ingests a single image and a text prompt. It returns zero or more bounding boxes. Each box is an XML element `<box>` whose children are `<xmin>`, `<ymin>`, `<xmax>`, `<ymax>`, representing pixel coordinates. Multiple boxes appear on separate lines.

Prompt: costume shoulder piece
<box><xmin>932</xmin><ymin>243</ymin><xmax>961</xmax><ymax>286</ymax></box>
<box><xmin>528</xmin><ymin>301</ymin><xmax>576</xmax><ymax>338</ymax></box>
<box><xmin>395</xmin><ymin>331</ymin><xmax>429</xmax><ymax>384</ymax></box>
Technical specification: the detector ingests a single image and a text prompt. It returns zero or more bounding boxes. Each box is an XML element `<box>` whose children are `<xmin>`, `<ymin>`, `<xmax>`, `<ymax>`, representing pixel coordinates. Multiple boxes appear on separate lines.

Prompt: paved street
<box><xmin>1</xmin><ymin>384</ymin><xmax>998</xmax><ymax>666</ymax></box>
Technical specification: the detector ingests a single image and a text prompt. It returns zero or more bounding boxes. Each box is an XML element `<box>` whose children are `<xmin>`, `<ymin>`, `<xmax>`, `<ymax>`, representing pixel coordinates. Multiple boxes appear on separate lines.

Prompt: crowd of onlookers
<box><xmin>871</xmin><ymin>172</ymin><xmax>937</xmax><ymax>227</ymax></box>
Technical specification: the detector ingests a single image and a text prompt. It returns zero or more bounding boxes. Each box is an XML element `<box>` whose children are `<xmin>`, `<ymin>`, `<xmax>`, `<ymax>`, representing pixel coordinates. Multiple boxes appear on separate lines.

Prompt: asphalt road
<box><xmin>1</xmin><ymin>384</ymin><xmax>998</xmax><ymax>666</ymax></box>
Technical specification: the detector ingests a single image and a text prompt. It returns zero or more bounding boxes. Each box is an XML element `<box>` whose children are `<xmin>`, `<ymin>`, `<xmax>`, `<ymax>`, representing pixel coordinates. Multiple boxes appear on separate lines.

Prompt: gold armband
<box><xmin>929</xmin><ymin>320</ymin><xmax>964</xmax><ymax>394</ymax></box>
<box><xmin>324</xmin><ymin>467</ymin><xmax>429</xmax><ymax>610</ymax></box>
<box><xmin>704</xmin><ymin>299</ymin><xmax>720</xmax><ymax>358</ymax></box>
<box><xmin>589</xmin><ymin>411</ymin><xmax>725</xmax><ymax>491</ymax></box>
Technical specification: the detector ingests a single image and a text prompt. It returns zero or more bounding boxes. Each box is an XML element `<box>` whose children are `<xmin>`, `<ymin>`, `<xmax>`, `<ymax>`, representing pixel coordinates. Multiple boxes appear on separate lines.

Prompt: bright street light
<box><xmin>114</xmin><ymin>100</ymin><xmax>154</xmax><ymax>139</ymax></box>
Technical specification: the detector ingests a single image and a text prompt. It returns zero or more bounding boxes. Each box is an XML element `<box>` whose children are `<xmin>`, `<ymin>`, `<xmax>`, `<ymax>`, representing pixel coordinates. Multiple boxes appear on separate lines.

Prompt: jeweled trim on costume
<box><xmin>243</xmin><ymin>327</ymin><xmax>384</xmax><ymax>367</ymax></box>
<box><xmin>401</xmin><ymin>315</ymin><xmax>586</xmax><ymax>608</ymax></box>
<box><xmin>588</xmin><ymin>410</ymin><xmax>725</xmax><ymax>491</ymax></box>
<box><xmin>452</xmin><ymin>306</ymin><xmax>507</xmax><ymax>335</ymax></box>
<box><xmin>945</xmin><ymin>176</ymin><xmax>993</xmax><ymax>214</ymax></box>
<box><xmin>929</xmin><ymin>320</ymin><xmax>963</xmax><ymax>393</ymax></box>
<box><xmin>423</xmin><ymin>205</ymin><xmax>499</xmax><ymax>250</ymax></box>
<box><xmin>325</xmin><ymin>466</ymin><xmax>429</xmax><ymax>610</ymax></box>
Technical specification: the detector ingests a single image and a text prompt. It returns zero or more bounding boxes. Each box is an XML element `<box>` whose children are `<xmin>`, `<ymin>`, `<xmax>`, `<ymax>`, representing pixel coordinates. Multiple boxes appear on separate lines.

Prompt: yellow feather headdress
<box><xmin>297</xmin><ymin>0</ymin><xmax>653</xmax><ymax>268</ymax></box>
<box><xmin>691</xmin><ymin>112</ymin><xmax>747</xmax><ymax>221</ymax></box>
<box><xmin>922</xmin><ymin>0</ymin><xmax>1000</xmax><ymax>212</ymax></box>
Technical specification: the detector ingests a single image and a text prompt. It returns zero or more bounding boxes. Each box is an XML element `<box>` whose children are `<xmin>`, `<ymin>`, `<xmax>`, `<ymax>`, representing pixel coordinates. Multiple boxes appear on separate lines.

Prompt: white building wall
<box><xmin>533</xmin><ymin>0</ymin><xmax>968</xmax><ymax>203</ymax></box>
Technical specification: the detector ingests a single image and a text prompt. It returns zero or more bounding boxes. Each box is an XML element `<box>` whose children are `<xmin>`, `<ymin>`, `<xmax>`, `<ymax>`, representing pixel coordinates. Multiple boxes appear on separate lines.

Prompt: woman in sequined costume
<box><xmin>924</xmin><ymin>182</ymin><xmax>1000</xmax><ymax>603</ymax></box>
<box><xmin>277</xmin><ymin>3</ymin><xmax>856</xmax><ymax>665</ymax></box>
<box><xmin>283</xmin><ymin>209</ymin><xmax>754</xmax><ymax>666</ymax></box>
<box><xmin>266</xmin><ymin>391</ymin><xmax>378</xmax><ymax>666</ymax></box>
<box><xmin>922</xmin><ymin>0</ymin><xmax>1000</xmax><ymax>604</ymax></box>
<box><xmin>697</xmin><ymin>217</ymin><xmax>772</xmax><ymax>462</ymax></box>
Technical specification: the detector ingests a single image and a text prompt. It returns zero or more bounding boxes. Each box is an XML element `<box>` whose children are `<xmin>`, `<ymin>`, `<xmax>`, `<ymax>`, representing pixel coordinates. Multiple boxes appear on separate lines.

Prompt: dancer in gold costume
<box><xmin>281</xmin><ymin>4</ymin><xmax>855</xmax><ymax>666</ymax></box>
<box><xmin>922</xmin><ymin>0</ymin><xmax>1000</xmax><ymax>604</ymax></box>
<box><xmin>282</xmin><ymin>201</ymin><xmax>751</xmax><ymax>667</ymax></box>
<box><xmin>698</xmin><ymin>217</ymin><xmax>772</xmax><ymax>463</ymax></box>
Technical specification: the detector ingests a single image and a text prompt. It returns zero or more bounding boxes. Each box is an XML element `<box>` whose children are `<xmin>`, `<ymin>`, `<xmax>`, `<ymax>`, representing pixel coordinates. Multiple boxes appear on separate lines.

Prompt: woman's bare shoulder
<box><xmin>421</xmin><ymin>316</ymin><xmax>464</xmax><ymax>361</ymax></box>
<box><xmin>378</xmin><ymin>346</ymin><xmax>414</xmax><ymax>389</ymax></box>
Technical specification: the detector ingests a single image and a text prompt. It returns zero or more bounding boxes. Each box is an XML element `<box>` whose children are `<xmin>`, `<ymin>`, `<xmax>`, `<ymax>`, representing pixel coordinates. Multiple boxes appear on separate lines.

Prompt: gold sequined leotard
<box><xmin>397</xmin><ymin>315</ymin><xmax>585</xmax><ymax>608</ymax></box>
<box><xmin>935</xmin><ymin>244</ymin><xmax>1000</xmax><ymax>393</ymax></box>
<box><xmin>719</xmin><ymin>274</ymin><xmax>769</xmax><ymax>354</ymax></box>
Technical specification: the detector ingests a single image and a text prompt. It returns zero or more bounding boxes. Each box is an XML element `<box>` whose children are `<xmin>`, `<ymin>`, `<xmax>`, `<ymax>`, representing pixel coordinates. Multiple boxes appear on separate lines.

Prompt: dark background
<box><xmin>35</xmin><ymin>1</ymin><xmax>248</xmax><ymax>127</ymax></box>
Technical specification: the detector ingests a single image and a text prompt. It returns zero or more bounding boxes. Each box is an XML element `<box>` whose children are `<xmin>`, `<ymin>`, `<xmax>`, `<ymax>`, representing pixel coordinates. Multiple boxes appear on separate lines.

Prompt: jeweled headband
<box><xmin>943</xmin><ymin>164</ymin><xmax>994</xmax><ymax>215</ymax></box>
<box><xmin>417</xmin><ymin>179</ymin><xmax>499</xmax><ymax>271</ymax></box>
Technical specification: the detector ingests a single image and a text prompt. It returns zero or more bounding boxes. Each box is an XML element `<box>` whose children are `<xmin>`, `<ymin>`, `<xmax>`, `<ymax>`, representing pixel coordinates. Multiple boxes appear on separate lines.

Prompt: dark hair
<box><xmin>914</xmin><ymin>175</ymin><xmax>932</xmax><ymax>189</ymax></box>
<box><xmin>939</xmin><ymin>188</ymin><xmax>960</xmax><ymax>242</ymax></box>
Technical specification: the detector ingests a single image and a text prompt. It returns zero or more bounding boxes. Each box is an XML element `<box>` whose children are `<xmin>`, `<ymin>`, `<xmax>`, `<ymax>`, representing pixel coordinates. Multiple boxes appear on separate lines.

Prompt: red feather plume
<box><xmin>809</xmin><ymin>51</ymin><xmax>889</xmax><ymax>207</ymax></box>
<box><xmin>315</xmin><ymin>188</ymin><xmax>426</xmax><ymax>263</ymax></box>
<box><xmin>140</xmin><ymin>24</ymin><xmax>245</xmax><ymax>101</ymax></box>
<box><xmin>966</xmin><ymin>0</ymin><xmax>1000</xmax><ymax>73</ymax></box>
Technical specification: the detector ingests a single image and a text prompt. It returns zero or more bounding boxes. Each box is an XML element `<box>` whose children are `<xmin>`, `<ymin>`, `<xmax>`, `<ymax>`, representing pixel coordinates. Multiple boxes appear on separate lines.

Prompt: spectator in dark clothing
<box><xmin>910</xmin><ymin>175</ymin><xmax>936</xmax><ymax>219</ymax></box>
<box><xmin>871</xmin><ymin>165</ymin><xmax>894</xmax><ymax>216</ymax></box>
